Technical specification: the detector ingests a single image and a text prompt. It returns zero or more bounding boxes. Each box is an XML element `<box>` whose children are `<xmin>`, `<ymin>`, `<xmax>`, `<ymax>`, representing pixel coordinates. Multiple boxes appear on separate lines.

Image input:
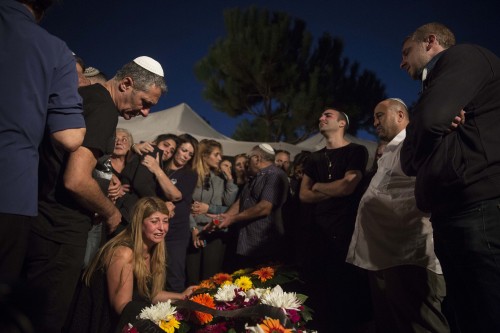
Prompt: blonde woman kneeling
<box><xmin>67</xmin><ymin>197</ymin><xmax>195</xmax><ymax>333</ymax></box>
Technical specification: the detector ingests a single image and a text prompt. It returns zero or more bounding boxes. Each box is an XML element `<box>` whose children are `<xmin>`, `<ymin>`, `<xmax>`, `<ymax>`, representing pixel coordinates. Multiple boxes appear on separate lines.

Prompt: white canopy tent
<box><xmin>117</xmin><ymin>103</ymin><xmax>377</xmax><ymax>166</ymax></box>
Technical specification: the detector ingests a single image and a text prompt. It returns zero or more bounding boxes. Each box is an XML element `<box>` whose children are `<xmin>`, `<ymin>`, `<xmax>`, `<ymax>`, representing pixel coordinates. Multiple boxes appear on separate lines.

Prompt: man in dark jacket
<box><xmin>400</xmin><ymin>22</ymin><xmax>500</xmax><ymax>332</ymax></box>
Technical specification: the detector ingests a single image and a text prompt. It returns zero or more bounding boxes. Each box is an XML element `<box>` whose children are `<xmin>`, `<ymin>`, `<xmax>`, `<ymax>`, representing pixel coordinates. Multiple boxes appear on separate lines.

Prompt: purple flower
<box><xmin>286</xmin><ymin>309</ymin><xmax>301</xmax><ymax>323</ymax></box>
<box><xmin>196</xmin><ymin>322</ymin><xmax>228</xmax><ymax>333</ymax></box>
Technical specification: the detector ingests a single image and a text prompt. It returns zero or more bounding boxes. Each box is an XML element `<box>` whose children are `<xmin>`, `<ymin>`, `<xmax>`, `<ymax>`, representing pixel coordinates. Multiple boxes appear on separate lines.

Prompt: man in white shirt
<box><xmin>346</xmin><ymin>98</ymin><xmax>450</xmax><ymax>332</ymax></box>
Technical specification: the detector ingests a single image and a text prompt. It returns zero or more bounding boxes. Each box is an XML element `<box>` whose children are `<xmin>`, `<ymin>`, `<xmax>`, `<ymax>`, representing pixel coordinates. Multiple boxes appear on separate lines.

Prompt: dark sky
<box><xmin>41</xmin><ymin>0</ymin><xmax>499</xmax><ymax>140</ymax></box>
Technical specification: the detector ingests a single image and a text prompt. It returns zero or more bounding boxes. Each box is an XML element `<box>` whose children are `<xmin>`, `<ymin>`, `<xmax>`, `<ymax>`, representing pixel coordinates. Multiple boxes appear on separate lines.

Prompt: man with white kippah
<box><xmin>213</xmin><ymin>143</ymin><xmax>289</xmax><ymax>268</ymax></box>
<box><xmin>84</xmin><ymin>66</ymin><xmax>100</xmax><ymax>77</ymax></box>
<box><xmin>299</xmin><ymin>107</ymin><xmax>371</xmax><ymax>332</ymax></box>
<box><xmin>24</xmin><ymin>56</ymin><xmax>167</xmax><ymax>332</ymax></box>
<box><xmin>346</xmin><ymin>98</ymin><xmax>449</xmax><ymax>332</ymax></box>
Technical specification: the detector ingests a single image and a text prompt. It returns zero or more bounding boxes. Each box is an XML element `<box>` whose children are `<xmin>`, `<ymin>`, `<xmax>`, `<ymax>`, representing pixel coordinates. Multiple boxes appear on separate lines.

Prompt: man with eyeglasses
<box><xmin>215</xmin><ymin>143</ymin><xmax>288</xmax><ymax>269</ymax></box>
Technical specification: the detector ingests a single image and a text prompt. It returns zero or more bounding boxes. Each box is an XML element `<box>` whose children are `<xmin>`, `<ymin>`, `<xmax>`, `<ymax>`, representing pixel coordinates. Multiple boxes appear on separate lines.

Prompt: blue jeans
<box><xmin>432</xmin><ymin>198</ymin><xmax>500</xmax><ymax>333</ymax></box>
<box><xmin>83</xmin><ymin>223</ymin><xmax>102</xmax><ymax>268</ymax></box>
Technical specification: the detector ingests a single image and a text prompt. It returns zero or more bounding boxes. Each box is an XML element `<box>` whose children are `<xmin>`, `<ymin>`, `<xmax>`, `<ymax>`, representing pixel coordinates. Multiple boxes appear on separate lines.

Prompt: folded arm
<box><xmin>299</xmin><ymin>174</ymin><xmax>329</xmax><ymax>203</ymax></box>
<box><xmin>312</xmin><ymin>170</ymin><xmax>363</xmax><ymax>197</ymax></box>
<box><xmin>401</xmin><ymin>46</ymin><xmax>490</xmax><ymax>174</ymax></box>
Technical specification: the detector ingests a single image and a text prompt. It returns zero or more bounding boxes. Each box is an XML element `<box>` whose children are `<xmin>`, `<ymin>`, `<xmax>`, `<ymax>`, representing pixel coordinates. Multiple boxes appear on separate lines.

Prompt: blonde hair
<box><xmin>196</xmin><ymin>139</ymin><xmax>223</xmax><ymax>187</ymax></box>
<box><xmin>83</xmin><ymin>197</ymin><xmax>169</xmax><ymax>301</ymax></box>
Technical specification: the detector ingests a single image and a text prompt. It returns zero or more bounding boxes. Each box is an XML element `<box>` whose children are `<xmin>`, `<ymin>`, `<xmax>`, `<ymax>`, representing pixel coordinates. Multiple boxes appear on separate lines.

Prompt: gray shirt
<box><xmin>190</xmin><ymin>171</ymin><xmax>238</xmax><ymax>228</ymax></box>
<box><xmin>237</xmin><ymin>164</ymin><xmax>289</xmax><ymax>257</ymax></box>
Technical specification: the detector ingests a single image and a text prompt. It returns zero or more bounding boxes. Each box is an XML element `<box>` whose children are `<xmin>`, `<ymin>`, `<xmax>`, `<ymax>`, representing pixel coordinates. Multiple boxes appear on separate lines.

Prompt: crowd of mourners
<box><xmin>2</xmin><ymin>1</ymin><xmax>500</xmax><ymax>333</ymax></box>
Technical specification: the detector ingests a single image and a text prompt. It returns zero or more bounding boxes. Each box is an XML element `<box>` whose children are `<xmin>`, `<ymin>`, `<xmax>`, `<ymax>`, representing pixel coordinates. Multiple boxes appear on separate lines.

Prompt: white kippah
<box><xmin>133</xmin><ymin>56</ymin><xmax>164</xmax><ymax>77</ymax></box>
<box><xmin>388</xmin><ymin>97</ymin><xmax>408</xmax><ymax>110</ymax></box>
<box><xmin>83</xmin><ymin>66</ymin><xmax>100</xmax><ymax>77</ymax></box>
<box><xmin>259</xmin><ymin>143</ymin><xmax>275</xmax><ymax>155</ymax></box>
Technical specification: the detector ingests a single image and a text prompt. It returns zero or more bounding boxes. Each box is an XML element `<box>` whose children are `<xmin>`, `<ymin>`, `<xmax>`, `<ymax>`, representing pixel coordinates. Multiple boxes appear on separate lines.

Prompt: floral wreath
<box><xmin>123</xmin><ymin>266</ymin><xmax>316</xmax><ymax>333</ymax></box>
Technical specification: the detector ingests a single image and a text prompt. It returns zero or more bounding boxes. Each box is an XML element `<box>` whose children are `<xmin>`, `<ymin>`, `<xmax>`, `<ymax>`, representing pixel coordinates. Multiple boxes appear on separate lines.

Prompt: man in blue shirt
<box><xmin>0</xmin><ymin>0</ymin><xmax>86</xmax><ymax>285</ymax></box>
<box><xmin>216</xmin><ymin>144</ymin><xmax>289</xmax><ymax>268</ymax></box>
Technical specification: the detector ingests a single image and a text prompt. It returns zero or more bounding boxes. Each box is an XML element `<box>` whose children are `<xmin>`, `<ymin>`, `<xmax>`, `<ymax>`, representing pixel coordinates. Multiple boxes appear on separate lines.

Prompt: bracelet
<box><xmin>131</xmin><ymin>143</ymin><xmax>137</xmax><ymax>151</ymax></box>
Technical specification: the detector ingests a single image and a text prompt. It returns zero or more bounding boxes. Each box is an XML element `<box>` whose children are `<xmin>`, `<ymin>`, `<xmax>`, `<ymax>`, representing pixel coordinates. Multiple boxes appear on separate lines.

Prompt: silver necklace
<box><xmin>324</xmin><ymin>151</ymin><xmax>334</xmax><ymax>180</ymax></box>
<box><xmin>166</xmin><ymin>168</ymin><xmax>179</xmax><ymax>185</ymax></box>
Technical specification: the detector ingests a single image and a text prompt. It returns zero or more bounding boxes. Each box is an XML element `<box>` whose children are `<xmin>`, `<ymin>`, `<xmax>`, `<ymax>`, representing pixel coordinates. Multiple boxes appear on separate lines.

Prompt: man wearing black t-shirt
<box><xmin>300</xmin><ymin>108</ymin><xmax>371</xmax><ymax>332</ymax></box>
<box><xmin>24</xmin><ymin>56</ymin><xmax>167</xmax><ymax>333</ymax></box>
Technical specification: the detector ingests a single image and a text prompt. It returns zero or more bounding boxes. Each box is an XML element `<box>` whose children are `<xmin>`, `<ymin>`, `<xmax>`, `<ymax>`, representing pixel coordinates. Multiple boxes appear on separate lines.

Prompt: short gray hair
<box><xmin>116</xmin><ymin>128</ymin><xmax>134</xmax><ymax>145</ymax></box>
<box><xmin>114</xmin><ymin>61</ymin><xmax>167</xmax><ymax>93</ymax></box>
<box><xmin>252</xmin><ymin>145</ymin><xmax>275</xmax><ymax>162</ymax></box>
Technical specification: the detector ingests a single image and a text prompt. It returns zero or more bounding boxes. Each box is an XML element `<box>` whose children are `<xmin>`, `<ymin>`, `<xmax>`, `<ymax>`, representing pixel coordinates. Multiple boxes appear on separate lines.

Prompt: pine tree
<box><xmin>195</xmin><ymin>6</ymin><xmax>386</xmax><ymax>142</ymax></box>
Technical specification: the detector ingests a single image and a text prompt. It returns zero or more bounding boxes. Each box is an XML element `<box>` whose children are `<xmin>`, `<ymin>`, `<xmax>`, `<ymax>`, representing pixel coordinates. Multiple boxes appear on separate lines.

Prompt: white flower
<box><xmin>214</xmin><ymin>283</ymin><xmax>243</xmax><ymax>302</ymax></box>
<box><xmin>246</xmin><ymin>287</ymin><xmax>270</xmax><ymax>300</ymax></box>
<box><xmin>260</xmin><ymin>285</ymin><xmax>303</xmax><ymax>310</ymax></box>
<box><xmin>244</xmin><ymin>323</ymin><xmax>265</xmax><ymax>333</ymax></box>
<box><xmin>138</xmin><ymin>300</ymin><xmax>177</xmax><ymax>323</ymax></box>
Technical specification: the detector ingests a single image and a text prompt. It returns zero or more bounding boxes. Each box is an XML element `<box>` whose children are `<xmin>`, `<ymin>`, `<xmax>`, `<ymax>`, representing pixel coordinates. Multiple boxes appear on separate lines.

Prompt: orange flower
<box><xmin>252</xmin><ymin>267</ymin><xmax>275</xmax><ymax>282</ymax></box>
<box><xmin>259</xmin><ymin>318</ymin><xmax>292</xmax><ymax>333</ymax></box>
<box><xmin>198</xmin><ymin>279</ymin><xmax>215</xmax><ymax>289</ymax></box>
<box><xmin>190</xmin><ymin>293</ymin><xmax>216</xmax><ymax>324</ymax></box>
<box><xmin>212</xmin><ymin>273</ymin><xmax>232</xmax><ymax>285</ymax></box>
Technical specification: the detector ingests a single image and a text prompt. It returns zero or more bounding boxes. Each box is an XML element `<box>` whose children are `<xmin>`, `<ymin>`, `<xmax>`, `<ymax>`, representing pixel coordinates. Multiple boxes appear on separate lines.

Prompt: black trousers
<box><xmin>301</xmin><ymin>222</ymin><xmax>373</xmax><ymax>332</ymax></box>
<box><xmin>369</xmin><ymin>266</ymin><xmax>449</xmax><ymax>333</ymax></box>
<box><xmin>23</xmin><ymin>231</ymin><xmax>86</xmax><ymax>333</ymax></box>
<box><xmin>186</xmin><ymin>233</ymin><xmax>226</xmax><ymax>285</ymax></box>
<box><xmin>165</xmin><ymin>235</ymin><xmax>190</xmax><ymax>292</ymax></box>
<box><xmin>0</xmin><ymin>213</ymin><xmax>32</xmax><ymax>285</ymax></box>
<box><xmin>432</xmin><ymin>198</ymin><xmax>500</xmax><ymax>333</ymax></box>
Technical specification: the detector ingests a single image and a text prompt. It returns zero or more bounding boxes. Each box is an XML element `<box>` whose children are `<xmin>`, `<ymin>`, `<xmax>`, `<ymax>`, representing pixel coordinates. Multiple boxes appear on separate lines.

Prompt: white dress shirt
<box><xmin>346</xmin><ymin>129</ymin><xmax>442</xmax><ymax>273</ymax></box>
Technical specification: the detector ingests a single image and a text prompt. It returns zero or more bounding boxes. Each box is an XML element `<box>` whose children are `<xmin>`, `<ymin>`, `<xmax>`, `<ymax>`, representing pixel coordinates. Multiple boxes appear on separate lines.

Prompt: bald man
<box><xmin>347</xmin><ymin>98</ymin><xmax>449</xmax><ymax>332</ymax></box>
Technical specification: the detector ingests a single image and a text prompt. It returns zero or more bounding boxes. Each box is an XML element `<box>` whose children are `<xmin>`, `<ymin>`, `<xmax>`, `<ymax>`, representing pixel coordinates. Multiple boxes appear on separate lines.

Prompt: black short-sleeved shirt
<box><xmin>304</xmin><ymin>143</ymin><xmax>368</xmax><ymax>229</ymax></box>
<box><xmin>35</xmin><ymin>84</ymin><xmax>118</xmax><ymax>245</ymax></box>
<box><xmin>164</xmin><ymin>167</ymin><xmax>198</xmax><ymax>240</ymax></box>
